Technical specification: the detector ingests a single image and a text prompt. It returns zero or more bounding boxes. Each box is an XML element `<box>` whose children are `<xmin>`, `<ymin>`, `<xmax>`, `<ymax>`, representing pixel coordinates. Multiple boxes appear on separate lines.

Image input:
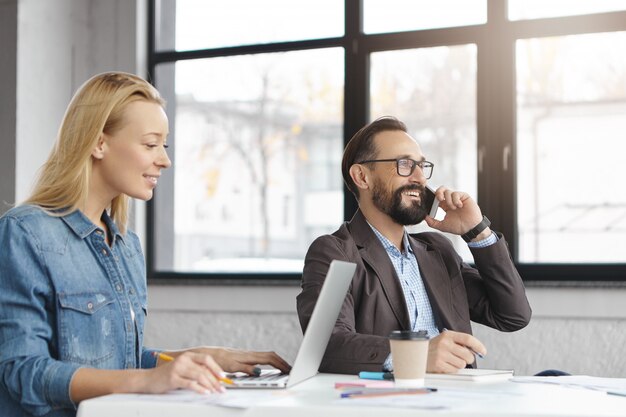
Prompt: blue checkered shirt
<box><xmin>368</xmin><ymin>224</ymin><xmax>497</xmax><ymax>370</ymax></box>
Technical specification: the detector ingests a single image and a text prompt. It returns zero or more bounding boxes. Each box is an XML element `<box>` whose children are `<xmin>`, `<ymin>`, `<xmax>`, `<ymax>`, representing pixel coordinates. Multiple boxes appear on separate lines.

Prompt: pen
<box><xmin>469</xmin><ymin>348</ymin><xmax>484</xmax><ymax>359</ymax></box>
<box><xmin>359</xmin><ymin>371</ymin><xmax>394</xmax><ymax>380</ymax></box>
<box><xmin>152</xmin><ymin>352</ymin><xmax>234</xmax><ymax>385</ymax></box>
<box><xmin>442</xmin><ymin>328</ymin><xmax>484</xmax><ymax>359</ymax></box>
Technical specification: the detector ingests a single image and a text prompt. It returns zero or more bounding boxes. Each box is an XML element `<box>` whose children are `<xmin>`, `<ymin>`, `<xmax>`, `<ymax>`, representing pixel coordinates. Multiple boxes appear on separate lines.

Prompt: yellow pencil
<box><xmin>219</xmin><ymin>376</ymin><xmax>235</xmax><ymax>385</ymax></box>
<box><xmin>154</xmin><ymin>352</ymin><xmax>175</xmax><ymax>362</ymax></box>
<box><xmin>153</xmin><ymin>352</ymin><xmax>234</xmax><ymax>385</ymax></box>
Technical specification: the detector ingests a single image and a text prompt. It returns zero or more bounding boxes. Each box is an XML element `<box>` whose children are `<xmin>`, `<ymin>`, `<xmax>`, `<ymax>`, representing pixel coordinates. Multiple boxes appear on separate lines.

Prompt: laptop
<box><xmin>227</xmin><ymin>260</ymin><xmax>356</xmax><ymax>389</ymax></box>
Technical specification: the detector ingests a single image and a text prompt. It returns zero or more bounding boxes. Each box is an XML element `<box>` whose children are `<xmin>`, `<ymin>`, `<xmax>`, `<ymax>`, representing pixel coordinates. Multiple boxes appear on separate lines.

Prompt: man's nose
<box><xmin>408</xmin><ymin>164</ymin><xmax>427</xmax><ymax>183</ymax></box>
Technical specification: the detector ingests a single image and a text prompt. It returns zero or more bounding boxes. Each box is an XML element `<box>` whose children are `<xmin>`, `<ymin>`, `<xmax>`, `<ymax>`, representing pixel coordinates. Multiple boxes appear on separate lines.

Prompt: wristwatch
<box><xmin>461</xmin><ymin>215</ymin><xmax>491</xmax><ymax>242</ymax></box>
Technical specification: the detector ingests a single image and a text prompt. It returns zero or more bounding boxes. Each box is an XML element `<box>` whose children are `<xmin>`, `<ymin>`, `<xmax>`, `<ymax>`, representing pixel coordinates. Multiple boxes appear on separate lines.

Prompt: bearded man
<box><xmin>296</xmin><ymin>116</ymin><xmax>531</xmax><ymax>374</ymax></box>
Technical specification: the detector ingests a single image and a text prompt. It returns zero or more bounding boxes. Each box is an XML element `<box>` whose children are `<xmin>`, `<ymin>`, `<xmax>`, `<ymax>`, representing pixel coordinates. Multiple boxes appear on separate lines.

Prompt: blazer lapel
<box><xmin>349</xmin><ymin>211</ymin><xmax>410</xmax><ymax>330</ymax></box>
<box><xmin>410</xmin><ymin>237</ymin><xmax>454</xmax><ymax>331</ymax></box>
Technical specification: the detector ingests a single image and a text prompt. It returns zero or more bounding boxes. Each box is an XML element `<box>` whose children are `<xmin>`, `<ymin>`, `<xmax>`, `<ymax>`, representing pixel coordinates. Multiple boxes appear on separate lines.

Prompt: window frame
<box><xmin>146</xmin><ymin>0</ymin><xmax>626</xmax><ymax>283</ymax></box>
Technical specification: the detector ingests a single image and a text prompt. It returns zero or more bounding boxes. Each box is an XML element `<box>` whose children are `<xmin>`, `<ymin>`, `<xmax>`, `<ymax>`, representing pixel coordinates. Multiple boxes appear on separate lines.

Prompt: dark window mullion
<box><xmin>343</xmin><ymin>0</ymin><xmax>365</xmax><ymax>220</ymax></box>
<box><xmin>146</xmin><ymin>0</ymin><xmax>157</xmax><ymax>279</ymax></box>
<box><xmin>477</xmin><ymin>0</ymin><xmax>517</xmax><ymax>255</ymax></box>
<box><xmin>151</xmin><ymin>37</ymin><xmax>346</xmax><ymax>64</ymax></box>
<box><xmin>362</xmin><ymin>25</ymin><xmax>484</xmax><ymax>52</ymax></box>
<box><xmin>509</xmin><ymin>10</ymin><xmax>626</xmax><ymax>40</ymax></box>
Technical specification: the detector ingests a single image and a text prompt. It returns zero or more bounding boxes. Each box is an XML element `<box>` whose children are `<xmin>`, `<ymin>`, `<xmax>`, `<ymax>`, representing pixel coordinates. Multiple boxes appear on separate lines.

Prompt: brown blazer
<box><xmin>296</xmin><ymin>209</ymin><xmax>531</xmax><ymax>374</ymax></box>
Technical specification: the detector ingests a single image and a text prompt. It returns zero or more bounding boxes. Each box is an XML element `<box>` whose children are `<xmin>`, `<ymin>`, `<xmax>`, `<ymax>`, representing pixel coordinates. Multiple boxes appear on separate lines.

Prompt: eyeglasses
<box><xmin>357</xmin><ymin>158</ymin><xmax>434</xmax><ymax>179</ymax></box>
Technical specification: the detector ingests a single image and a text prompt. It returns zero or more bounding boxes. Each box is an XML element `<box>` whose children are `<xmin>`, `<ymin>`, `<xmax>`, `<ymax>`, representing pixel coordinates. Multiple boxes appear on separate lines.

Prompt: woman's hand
<box><xmin>70</xmin><ymin>351</ymin><xmax>227</xmax><ymax>403</ymax></box>
<box><xmin>146</xmin><ymin>351</ymin><xmax>226</xmax><ymax>394</ymax></box>
<box><xmin>178</xmin><ymin>347</ymin><xmax>292</xmax><ymax>375</ymax></box>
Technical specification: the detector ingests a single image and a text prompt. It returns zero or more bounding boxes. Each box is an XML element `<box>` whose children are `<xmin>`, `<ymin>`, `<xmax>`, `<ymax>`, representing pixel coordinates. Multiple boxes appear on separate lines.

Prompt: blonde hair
<box><xmin>24</xmin><ymin>71</ymin><xmax>165</xmax><ymax>234</ymax></box>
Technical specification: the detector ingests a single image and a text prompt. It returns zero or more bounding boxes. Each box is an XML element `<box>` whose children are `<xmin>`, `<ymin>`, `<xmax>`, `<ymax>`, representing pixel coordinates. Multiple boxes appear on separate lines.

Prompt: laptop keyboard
<box><xmin>231</xmin><ymin>372</ymin><xmax>287</xmax><ymax>382</ymax></box>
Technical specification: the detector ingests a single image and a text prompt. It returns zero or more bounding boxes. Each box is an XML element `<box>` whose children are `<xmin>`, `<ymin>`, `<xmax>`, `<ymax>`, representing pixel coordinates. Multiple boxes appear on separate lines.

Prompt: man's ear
<box><xmin>349</xmin><ymin>164</ymin><xmax>371</xmax><ymax>191</ymax></box>
<box><xmin>91</xmin><ymin>133</ymin><xmax>107</xmax><ymax>160</ymax></box>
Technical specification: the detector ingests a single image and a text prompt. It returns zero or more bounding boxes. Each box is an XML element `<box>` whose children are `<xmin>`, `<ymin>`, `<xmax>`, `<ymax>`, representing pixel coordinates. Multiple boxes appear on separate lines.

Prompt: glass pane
<box><xmin>154</xmin><ymin>48</ymin><xmax>344</xmax><ymax>273</ymax></box>
<box><xmin>155</xmin><ymin>0</ymin><xmax>344</xmax><ymax>51</ymax></box>
<box><xmin>516</xmin><ymin>32</ymin><xmax>626</xmax><ymax>263</ymax></box>
<box><xmin>370</xmin><ymin>45</ymin><xmax>478</xmax><ymax>261</ymax></box>
<box><xmin>364</xmin><ymin>0</ymin><xmax>487</xmax><ymax>34</ymax></box>
<box><xmin>509</xmin><ymin>0</ymin><xmax>626</xmax><ymax>21</ymax></box>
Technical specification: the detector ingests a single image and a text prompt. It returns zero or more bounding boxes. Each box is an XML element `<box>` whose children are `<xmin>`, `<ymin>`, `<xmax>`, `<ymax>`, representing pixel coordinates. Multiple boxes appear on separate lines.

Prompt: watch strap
<box><xmin>461</xmin><ymin>215</ymin><xmax>491</xmax><ymax>242</ymax></box>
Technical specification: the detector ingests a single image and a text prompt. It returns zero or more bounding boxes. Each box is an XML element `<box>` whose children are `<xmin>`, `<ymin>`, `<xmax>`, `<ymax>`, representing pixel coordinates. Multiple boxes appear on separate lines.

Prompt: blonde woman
<box><xmin>0</xmin><ymin>72</ymin><xmax>290</xmax><ymax>417</ymax></box>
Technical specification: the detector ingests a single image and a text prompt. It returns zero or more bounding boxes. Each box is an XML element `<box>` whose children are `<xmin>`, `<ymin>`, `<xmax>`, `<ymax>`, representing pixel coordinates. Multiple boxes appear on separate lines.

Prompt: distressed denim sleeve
<box><xmin>141</xmin><ymin>348</ymin><xmax>160</xmax><ymax>369</ymax></box>
<box><xmin>0</xmin><ymin>215</ymin><xmax>81</xmax><ymax>415</ymax></box>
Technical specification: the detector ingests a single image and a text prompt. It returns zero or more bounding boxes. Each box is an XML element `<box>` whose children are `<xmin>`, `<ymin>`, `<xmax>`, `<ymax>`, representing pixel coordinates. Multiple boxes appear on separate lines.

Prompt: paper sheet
<box><xmin>512</xmin><ymin>375</ymin><xmax>626</xmax><ymax>394</ymax></box>
<box><xmin>96</xmin><ymin>389</ymin><xmax>289</xmax><ymax>409</ymax></box>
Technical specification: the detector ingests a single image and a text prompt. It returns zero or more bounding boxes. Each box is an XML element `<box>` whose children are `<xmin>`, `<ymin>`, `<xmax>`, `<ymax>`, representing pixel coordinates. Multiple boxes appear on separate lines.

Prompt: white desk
<box><xmin>77</xmin><ymin>373</ymin><xmax>626</xmax><ymax>417</ymax></box>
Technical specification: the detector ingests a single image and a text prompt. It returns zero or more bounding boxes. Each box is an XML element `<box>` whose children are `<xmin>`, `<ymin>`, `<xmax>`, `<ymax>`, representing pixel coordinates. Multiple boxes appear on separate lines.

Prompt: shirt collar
<box><xmin>367</xmin><ymin>222</ymin><xmax>413</xmax><ymax>256</ymax></box>
<box><xmin>61</xmin><ymin>209</ymin><xmax>123</xmax><ymax>244</ymax></box>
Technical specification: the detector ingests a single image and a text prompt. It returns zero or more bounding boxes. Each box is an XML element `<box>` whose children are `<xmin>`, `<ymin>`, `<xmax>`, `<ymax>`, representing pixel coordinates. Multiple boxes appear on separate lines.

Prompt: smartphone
<box><xmin>424</xmin><ymin>184</ymin><xmax>439</xmax><ymax>218</ymax></box>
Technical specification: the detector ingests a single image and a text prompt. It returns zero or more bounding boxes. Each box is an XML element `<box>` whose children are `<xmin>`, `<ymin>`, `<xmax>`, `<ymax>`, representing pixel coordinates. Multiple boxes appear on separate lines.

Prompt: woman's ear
<box><xmin>91</xmin><ymin>133</ymin><xmax>107</xmax><ymax>160</ymax></box>
<box><xmin>349</xmin><ymin>164</ymin><xmax>370</xmax><ymax>191</ymax></box>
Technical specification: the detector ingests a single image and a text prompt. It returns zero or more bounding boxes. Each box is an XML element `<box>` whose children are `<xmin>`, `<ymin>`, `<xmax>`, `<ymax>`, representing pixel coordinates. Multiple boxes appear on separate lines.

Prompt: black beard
<box><xmin>372</xmin><ymin>181</ymin><xmax>428</xmax><ymax>226</ymax></box>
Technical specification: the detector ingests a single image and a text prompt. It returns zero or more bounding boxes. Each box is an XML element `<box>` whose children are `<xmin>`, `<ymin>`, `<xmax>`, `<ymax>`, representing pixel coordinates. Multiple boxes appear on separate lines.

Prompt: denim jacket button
<box><xmin>101</xmin><ymin>248</ymin><xmax>107</xmax><ymax>256</ymax></box>
<box><xmin>115</xmin><ymin>284</ymin><xmax>122</xmax><ymax>292</ymax></box>
<box><xmin>87</xmin><ymin>302</ymin><xmax>94</xmax><ymax>310</ymax></box>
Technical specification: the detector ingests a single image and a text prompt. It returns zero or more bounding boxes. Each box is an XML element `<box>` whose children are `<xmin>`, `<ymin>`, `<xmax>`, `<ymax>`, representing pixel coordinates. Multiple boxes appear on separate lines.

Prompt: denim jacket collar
<box><xmin>61</xmin><ymin>209</ymin><xmax>124</xmax><ymax>245</ymax></box>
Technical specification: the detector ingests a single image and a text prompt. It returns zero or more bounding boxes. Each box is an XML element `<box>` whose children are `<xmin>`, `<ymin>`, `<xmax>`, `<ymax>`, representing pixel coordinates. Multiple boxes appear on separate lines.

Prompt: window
<box><xmin>508</xmin><ymin>0</ymin><xmax>626</xmax><ymax>21</ymax></box>
<box><xmin>155</xmin><ymin>0</ymin><xmax>344</xmax><ymax>51</ymax></box>
<box><xmin>370</xmin><ymin>45</ymin><xmax>478</xmax><ymax>261</ymax></box>
<box><xmin>516</xmin><ymin>32</ymin><xmax>626</xmax><ymax>263</ymax></box>
<box><xmin>148</xmin><ymin>0</ymin><xmax>626</xmax><ymax>282</ymax></box>
<box><xmin>363</xmin><ymin>0</ymin><xmax>487</xmax><ymax>34</ymax></box>
<box><xmin>153</xmin><ymin>50</ymin><xmax>344</xmax><ymax>273</ymax></box>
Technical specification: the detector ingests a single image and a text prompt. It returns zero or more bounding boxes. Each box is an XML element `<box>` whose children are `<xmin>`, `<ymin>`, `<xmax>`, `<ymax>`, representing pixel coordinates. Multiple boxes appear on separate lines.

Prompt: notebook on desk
<box><xmin>426</xmin><ymin>368</ymin><xmax>514</xmax><ymax>383</ymax></box>
<box><xmin>226</xmin><ymin>260</ymin><xmax>357</xmax><ymax>389</ymax></box>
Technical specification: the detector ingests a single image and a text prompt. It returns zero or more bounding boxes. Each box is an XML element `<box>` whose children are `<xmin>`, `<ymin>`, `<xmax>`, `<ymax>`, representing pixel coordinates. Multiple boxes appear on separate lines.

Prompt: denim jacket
<box><xmin>0</xmin><ymin>205</ymin><xmax>159</xmax><ymax>417</ymax></box>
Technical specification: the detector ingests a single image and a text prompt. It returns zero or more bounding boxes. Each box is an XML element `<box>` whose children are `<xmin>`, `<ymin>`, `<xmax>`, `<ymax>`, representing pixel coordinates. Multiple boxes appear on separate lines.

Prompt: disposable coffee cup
<box><xmin>389</xmin><ymin>330</ymin><xmax>429</xmax><ymax>387</ymax></box>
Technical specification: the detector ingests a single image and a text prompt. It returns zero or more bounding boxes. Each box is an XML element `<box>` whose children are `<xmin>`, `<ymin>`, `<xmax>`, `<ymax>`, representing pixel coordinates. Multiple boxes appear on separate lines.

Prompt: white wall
<box><xmin>6</xmin><ymin>0</ymin><xmax>626</xmax><ymax>379</ymax></box>
<box><xmin>15</xmin><ymin>0</ymin><xmax>142</xmax><ymax>203</ymax></box>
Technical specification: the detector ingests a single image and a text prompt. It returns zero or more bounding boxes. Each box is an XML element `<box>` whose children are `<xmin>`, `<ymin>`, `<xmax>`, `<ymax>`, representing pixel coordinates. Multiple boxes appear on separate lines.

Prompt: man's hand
<box><xmin>424</xmin><ymin>186</ymin><xmax>490</xmax><ymax>240</ymax></box>
<box><xmin>426</xmin><ymin>330</ymin><xmax>487</xmax><ymax>373</ymax></box>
